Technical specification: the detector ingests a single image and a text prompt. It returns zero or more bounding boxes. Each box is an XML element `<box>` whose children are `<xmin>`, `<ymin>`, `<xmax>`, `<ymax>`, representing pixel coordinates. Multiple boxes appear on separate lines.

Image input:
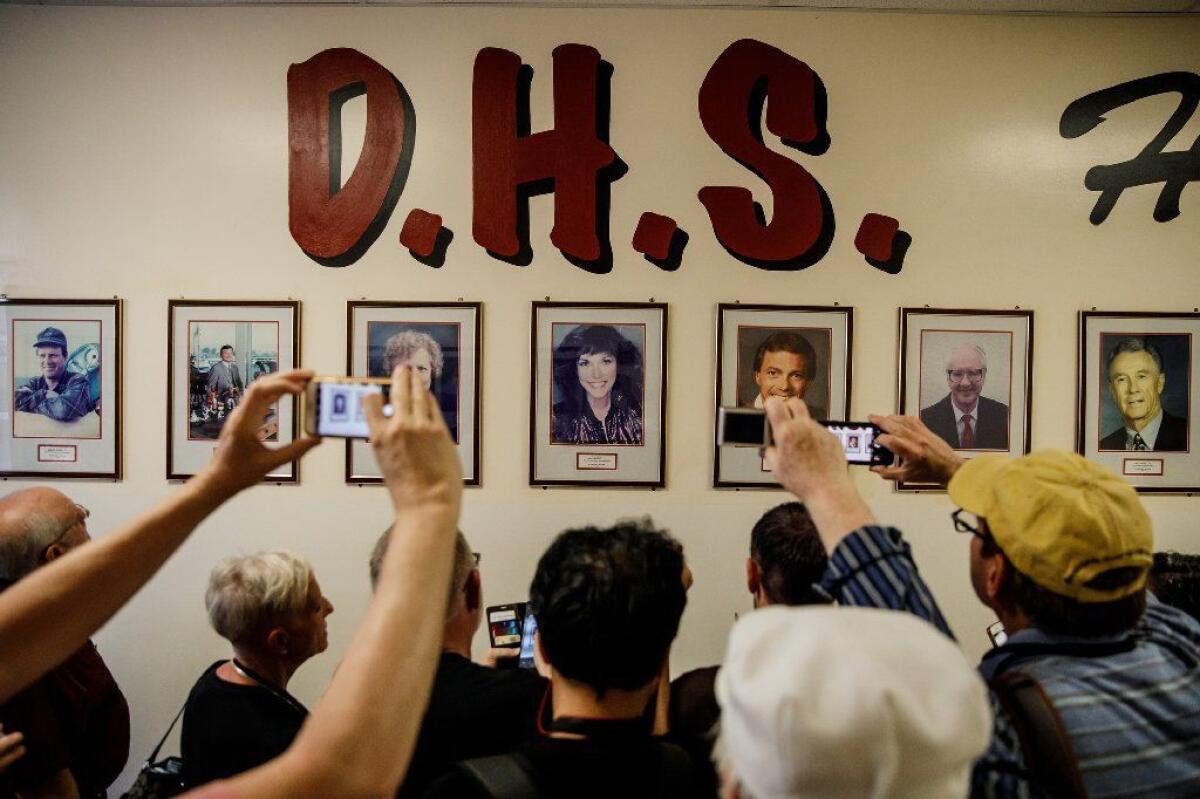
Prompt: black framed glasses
<box><xmin>472</xmin><ymin>552</ymin><xmax>481</xmax><ymax>568</ymax></box>
<box><xmin>44</xmin><ymin>504</ymin><xmax>90</xmax><ymax>553</ymax></box>
<box><xmin>951</xmin><ymin>508</ymin><xmax>988</xmax><ymax>539</ymax></box>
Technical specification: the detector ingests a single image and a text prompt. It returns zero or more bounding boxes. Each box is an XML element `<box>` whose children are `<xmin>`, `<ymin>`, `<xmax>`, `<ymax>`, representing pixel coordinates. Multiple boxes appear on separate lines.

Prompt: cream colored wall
<box><xmin>1</xmin><ymin>5</ymin><xmax>1198</xmax><ymax>790</ymax></box>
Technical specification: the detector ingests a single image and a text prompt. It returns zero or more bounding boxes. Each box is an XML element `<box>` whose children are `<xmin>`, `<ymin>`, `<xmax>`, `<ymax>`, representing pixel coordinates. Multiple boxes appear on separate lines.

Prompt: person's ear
<box><xmin>265</xmin><ymin>627</ymin><xmax>291</xmax><ymax>657</ymax></box>
<box><xmin>43</xmin><ymin>544</ymin><xmax>67</xmax><ymax>563</ymax></box>
<box><xmin>745</xmin><ymin>557</ymin><xmax>761</xmax><ymax>598</ymax></box>
<box><xmin>983</xmin><ymin>550</ymin><xmax>1012</xmax><ymax>605</ymax></box>
<box><xmin>1156</xmin><ymin>371</ymin><xmax>1166</xmax><ymax>396</ymax></box>
<box><xmin>464</xmin><ymin>570</ymin><xmax>482</xmax><ymax>613</ymax></box>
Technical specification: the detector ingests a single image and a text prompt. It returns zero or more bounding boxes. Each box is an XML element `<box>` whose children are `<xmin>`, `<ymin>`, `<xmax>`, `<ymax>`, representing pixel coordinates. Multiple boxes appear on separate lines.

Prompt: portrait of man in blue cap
<box><xmin>14</xmin><ymin>326</ymin><xmax>94</xmax><ymax>423</ymax></box>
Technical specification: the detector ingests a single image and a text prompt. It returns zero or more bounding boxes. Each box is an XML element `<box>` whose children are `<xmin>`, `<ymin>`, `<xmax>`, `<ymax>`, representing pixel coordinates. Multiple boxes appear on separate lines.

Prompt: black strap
<box><xmin>546</xmin><ymin>715</ymin><xmax>650</xmax><ymax>740</ymax></box>
<box><xmin>990</xmin><ymin>670</ymin><xmax>1087</xmax><ymax>799</ymax></box>
<box><xmin>458</xmin><ymin>751</ymin><xmax>544</xmax><ymax>799</ymax></box>
<box><xmin>146</xmin><ymin>702</ymin><xmax>187</xmax><ymax>764</ymax></box>
<box><xmin>983</xmin><ymin>637</ymin><xmax>1138</xmax><ymax>679</ymax></box>
<box><xmin>232</xmin><ymin>659</ymin><xmax>309</xmax><ymax>716</ymax></box>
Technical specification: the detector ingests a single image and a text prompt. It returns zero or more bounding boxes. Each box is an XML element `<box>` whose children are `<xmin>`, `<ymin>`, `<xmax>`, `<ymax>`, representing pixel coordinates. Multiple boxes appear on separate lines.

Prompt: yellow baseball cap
<box><xmin>947</xmin><ymin>450</ymin><xmax>1153</xmax><ymax>603</ymax></box>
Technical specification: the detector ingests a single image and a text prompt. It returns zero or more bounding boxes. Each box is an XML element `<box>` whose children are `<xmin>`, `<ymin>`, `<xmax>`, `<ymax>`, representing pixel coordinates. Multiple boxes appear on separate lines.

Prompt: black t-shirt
<box><xmin>398</xmin><ymin>652</ymin><xmax>548</xmax><ymax>797</ymax></box>
<box><xmin>422</xmin><ymin>724</ymin><xmax>700</xmax><ymax>799</ymax></box>
<box><xmin>180</xmin><ymin>661</ymin><xmax>308</xmax><ymax>788</ymax></box>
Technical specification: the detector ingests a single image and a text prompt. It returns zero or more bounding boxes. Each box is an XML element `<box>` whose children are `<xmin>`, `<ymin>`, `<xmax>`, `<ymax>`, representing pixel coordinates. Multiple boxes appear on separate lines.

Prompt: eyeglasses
<box><xmin>947</xmin><ymin>369</ymin><xmax>986</xmax><ymax>383</ymax></box>
<box><xmin>951</xmin><ymin>508</ymin><xmax>988</xmax><ymax>540</ymax></box>
<box><xmin>472</xmin><ymin>552</ymin><xmax>481</xmax><ymax>568</ymax></box>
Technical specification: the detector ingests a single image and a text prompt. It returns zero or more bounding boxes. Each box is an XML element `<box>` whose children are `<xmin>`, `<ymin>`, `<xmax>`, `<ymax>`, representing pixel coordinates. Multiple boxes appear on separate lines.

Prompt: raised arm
<box><xmin>200</xmin><ymin>366</ymin><xmax>464</xmax><ymax>799</ymax></box>
<box><xmin>0</xmin><ymin>371</ymin><xmax>320</xmax><ymax>703</ymax></box>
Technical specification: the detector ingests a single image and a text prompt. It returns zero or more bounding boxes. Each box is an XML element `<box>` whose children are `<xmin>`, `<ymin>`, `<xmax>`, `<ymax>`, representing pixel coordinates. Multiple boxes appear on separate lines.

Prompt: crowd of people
<box><xmin>0</xmin><ymin>367</ymin><xmax>1198</xmax><ymax>798</ymax></box>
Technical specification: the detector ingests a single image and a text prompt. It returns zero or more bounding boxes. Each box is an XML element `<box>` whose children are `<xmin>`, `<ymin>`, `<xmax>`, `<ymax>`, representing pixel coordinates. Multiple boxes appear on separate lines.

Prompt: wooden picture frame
<box><xmin>713</xmin><ymin>303</ymin><xmax>853</xmax><ymax>488</ymax></box>
<box><xmin>530</xmin><ymin>302</ymin><xmax>667</xmax><ymax>488</ymax></box>
<box><xmin>1078</xmin><ymin>311</ymin><xmax>1199</xmax><ymax>494</ymax></box>
<box><xmin>345</xmin><ymin>301</ymin><xmax>482</xmax><ymax>486</ymax></box>
<box><xmin>167</xmin><ymin>300</ymin><xmax>300</xmax><ymax>481</ymax></box>
<box><xmin>898</xmin><ymin>307</ymin><xmax>1034</xmax><ymax>492</ymax></box>
<box><xmin>0</xmin><ymin>298</ymin><xmax>122</xmax><ymax>479</ymax></box>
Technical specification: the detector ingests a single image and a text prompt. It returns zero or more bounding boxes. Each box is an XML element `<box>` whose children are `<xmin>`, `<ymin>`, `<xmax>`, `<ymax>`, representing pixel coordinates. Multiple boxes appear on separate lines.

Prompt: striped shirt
<box><xmin>821</xmin><ymin>525</ymin><xmax>1200</xmax><ymax>798</ymax></box>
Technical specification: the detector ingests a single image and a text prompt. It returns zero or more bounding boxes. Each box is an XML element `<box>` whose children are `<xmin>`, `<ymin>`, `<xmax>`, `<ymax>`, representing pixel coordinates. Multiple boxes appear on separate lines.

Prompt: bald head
<box><xmin>0</xmin><ymin>488</ymin><xmax>88</xmax><ymax>583</ymax></box>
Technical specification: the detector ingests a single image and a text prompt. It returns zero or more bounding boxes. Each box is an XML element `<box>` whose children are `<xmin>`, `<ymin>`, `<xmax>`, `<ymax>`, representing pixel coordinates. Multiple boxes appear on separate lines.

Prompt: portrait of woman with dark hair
<box><xmin>551</xmin><ymin>324</ymin><xmax>644</xmax><ymax>445</ymax></box>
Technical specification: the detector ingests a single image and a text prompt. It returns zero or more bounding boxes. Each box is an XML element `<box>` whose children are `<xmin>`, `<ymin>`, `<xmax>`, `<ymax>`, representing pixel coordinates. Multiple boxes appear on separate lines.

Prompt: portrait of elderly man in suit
<box><xmin>1099</xmin><ymin>337</ymin><xmax>1188</xmax><ymax>452</ymax></box>
<box><xmin>920</xmin><ymin>343</ymin><xmax>1010</xmax><ymax>450</ymax></box>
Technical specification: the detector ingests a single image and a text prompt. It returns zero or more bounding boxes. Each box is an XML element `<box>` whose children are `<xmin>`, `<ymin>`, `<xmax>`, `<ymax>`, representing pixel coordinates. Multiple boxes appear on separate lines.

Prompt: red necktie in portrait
<box><xmin>961</xmin><ymin>415</ymin><xmax>975</xmax><ymax>449</ymax></box>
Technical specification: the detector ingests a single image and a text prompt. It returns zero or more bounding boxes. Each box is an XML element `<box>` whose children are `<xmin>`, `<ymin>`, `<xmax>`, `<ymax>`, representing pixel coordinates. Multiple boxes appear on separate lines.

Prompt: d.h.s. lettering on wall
<box><xmin>287</xmin><ymin>41</ymin><xmax>1197</xmax><ymax>275</ymax></box>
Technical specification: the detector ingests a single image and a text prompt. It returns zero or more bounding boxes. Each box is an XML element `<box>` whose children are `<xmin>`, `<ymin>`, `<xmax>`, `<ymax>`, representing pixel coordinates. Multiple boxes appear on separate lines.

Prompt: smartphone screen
<box><xmin>518</xmin><ymin>613</ymin><xmax>538</xmax><ymax>669</ymax></box>
<box><xmin>825</xmin><ymin>422</ymin><xmax>881</xmax><ymax>465</ymax></box>
<box><xmin>488</xmin><ymin>607</ymin><xmax>523</xmax><ymax>648</ymax></box>
<box><xmin>718</xmin><ymin>407</ymin><xmax>768</xmax><ymax>447</ymax></box>
<box><xmin>314</xmin><ymin>381</ymin><xmax>387</xmax><ymax>438</ymax></box>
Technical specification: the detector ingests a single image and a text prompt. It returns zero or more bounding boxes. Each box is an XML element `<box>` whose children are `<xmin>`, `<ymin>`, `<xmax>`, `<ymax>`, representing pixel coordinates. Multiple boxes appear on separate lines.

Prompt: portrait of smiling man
<box><xmin>920</xmin><ymin>342</ymin><xmax>1010</xmax><ymax>450</ymax></box>
<box><xmin>14</xmin><ymin>326</ymin><xmax>93</xmax><ymax>424</ymax></box>
<box><xmin>1099</xmin><ymin>336</ymin><xmax>1188</xmax><ymax>452</ymax></box>
<box><xmin>740</xmin><ymin>331</ymin><xmax>828</xmax><ymax>420</ymax></box>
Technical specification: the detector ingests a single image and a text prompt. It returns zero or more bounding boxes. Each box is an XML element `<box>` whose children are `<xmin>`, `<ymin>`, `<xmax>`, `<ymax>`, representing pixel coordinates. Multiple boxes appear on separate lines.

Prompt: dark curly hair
<box><xmin>529</xmin><ymin>518</ymin><xmax>685</xmax><ymax>697</ymax></box>
<box><xmin>552</xmin><ymin>325</ymin><xmax>643</xmax><ymax>415</ymax></box>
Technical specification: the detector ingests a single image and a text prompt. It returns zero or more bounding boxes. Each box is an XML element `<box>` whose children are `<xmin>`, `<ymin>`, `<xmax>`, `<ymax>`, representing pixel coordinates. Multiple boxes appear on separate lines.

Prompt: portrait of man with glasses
<box><xmin>920</xmin><ymin>342</ymin><xmax>1011</xmax><ymax>450</ymax></box>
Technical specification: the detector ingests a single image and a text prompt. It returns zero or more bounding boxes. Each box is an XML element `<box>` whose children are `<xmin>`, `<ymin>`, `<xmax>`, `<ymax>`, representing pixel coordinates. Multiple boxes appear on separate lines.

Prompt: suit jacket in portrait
<box><xmin>206</xmin><ymin>361</ymin><xmax>243</xmax><ymax>394</ymax></box>
<box><xmin>1098</xmin><ymin>411</ymin><xmax>1189</xmax><ymax>452</ymax></box>
<box><xmin>920</xmin><ymin>394</ymin><xmax>1010</xmax><ymax>450</ymax></box>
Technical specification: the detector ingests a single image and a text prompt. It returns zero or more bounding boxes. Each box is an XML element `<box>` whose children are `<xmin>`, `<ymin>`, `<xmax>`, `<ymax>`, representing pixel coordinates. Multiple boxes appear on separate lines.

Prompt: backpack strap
<box><xmin>146</xmin><ymin>702</ymin><xmax>186</xmax><ymax>764</ymax></box>
<box><xmin>990</xmin><ymin>670</ymin><xmax>1087</xmax><ymax>799</ymax></box>
<box><xmin>456</xmin><ymin>752</ymin><xmax>545</xmax><ymax>799</ymax></box>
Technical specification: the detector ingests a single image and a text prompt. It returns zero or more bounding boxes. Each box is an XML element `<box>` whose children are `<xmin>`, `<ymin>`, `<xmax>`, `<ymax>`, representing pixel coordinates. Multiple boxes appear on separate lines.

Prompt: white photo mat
<box><xmin>714</xmin><ymin>305</ymin><xmax>852</xmax><ymax>488</ymax></box>
<box><xmin>531</xmin><ymin>303</ymin><xmax>666</xmax><ymax>487</ymax></box>
<box><xmin>1079</xmin><ymin>312</ymin><xmax>1199</xmax><ymax>493</ymax></box>
<box><xmin>0</xmin><ymin>300</ymin><xmax>120</xmax><ymax>478</ymax></box>
<box><xmin>347</xmin><ymin>303</ymin><xmax>481</xmax><ymax>485</ymax></box>
<box><xmin>168</xmin><ymin>301</ymin><xmax>298</xmax><ymax>481</ymax></box>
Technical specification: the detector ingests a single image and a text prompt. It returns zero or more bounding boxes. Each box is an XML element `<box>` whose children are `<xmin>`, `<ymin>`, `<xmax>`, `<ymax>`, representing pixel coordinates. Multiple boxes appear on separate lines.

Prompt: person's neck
<box><xmin>586</xmin><ymin>393</ymin><xmax>611</xmax><ymax>421</ymax></box>
<box><xmin>440</xmin><ymin>627</ymin><xmax>473</xmax><ymax>659</ymax></box>
<box><xmin>952</xmin><ymin>397</ymin><xmax>978</xmax><ymax>415</ymax></box>
<box><xmin>45</xmin><ymin>372</ymin><xmax>63</xmax><ymax>391</ymax></box>
<box><xmin>232</xmin><ymin>647</ymin><xmax>296</xmax><ymax>690</ymax></box>
<box><xmin>549</xmin><ymin>676</ymin><xmax>654</xmax><ymax>737</ymax></box>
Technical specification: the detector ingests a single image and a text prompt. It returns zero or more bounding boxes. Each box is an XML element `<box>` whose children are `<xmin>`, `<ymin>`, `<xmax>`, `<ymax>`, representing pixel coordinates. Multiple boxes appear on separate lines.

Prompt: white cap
<box><xmin>715</xmin><ymin>606</ymin><xmax>991</xmax><ymax>799</ymax></box>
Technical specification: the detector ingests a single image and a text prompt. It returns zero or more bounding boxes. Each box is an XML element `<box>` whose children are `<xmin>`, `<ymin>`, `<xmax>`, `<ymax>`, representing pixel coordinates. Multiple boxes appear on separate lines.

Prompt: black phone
<box><xmin>486</xmin><ymin>603</ymin><xmax>526</xmax><ymax>649</ymax></box>
<box><xmin>717</xmin><ymin>407</ymin><xmax>894</xmax><ymax>467</ymax></box>
<box><xmin>303</xmin><ymin>377</ymin><xmax>391</xmax><ymax>439</ymax></box>
<box><xmin>518</xmin><ymin>612</ymin><xmax>538</xmax><ymax>669</ymax></box>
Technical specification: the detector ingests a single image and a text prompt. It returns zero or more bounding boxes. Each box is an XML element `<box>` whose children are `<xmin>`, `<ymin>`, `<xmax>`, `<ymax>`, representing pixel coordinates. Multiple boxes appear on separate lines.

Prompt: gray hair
<box><xmin>945</xmin><ymin>343</ymin><xmax>988</xmax><ymax>372</ymax></box>
<box><xmin>205</xmin><ymin>551</ymin><xmax>314</xmax><ymax>645</ymax></box>
<box><xmin>1106</xmin><ymin>337</ymin><xmax>1164</xmax><ymax>375</ymax></box>
<box><xmin>383</xmin><ymin>330</ymin><xmax>444</xmax><ymax>378</ymax></box>
<box><xmin>370</xmin><ymin>528</ymin><xmax>473</xmax><ymax>619</ymax></box>
<box><xmin>0</xmin><ymin>511</ymin><xmax>65</xmax><ymax>583</ymax></box>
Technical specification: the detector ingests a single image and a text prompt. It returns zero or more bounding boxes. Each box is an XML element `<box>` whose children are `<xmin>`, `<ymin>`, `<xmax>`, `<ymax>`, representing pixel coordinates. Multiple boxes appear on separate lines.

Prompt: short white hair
<box><xmin>945</xmin><ymin>343</ymin><xmax>988</xmax><ymax>372</ymax></box>
<box><xmin>0</xmin><ymin>511</ymin><xmax>64</xmax><ymax>582</ymax></box>
<box><xmin>205</xmin><ymin>551</ymin><xmax>313</xmax><ymax>645</ymax></box>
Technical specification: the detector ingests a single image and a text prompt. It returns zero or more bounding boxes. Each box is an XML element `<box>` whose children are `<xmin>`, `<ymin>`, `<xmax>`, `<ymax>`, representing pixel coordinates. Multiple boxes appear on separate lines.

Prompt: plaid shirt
<box><xmin>821</xmin><ymin>525</ymin><xmax>1200</xmax><ymax>799</ymax></box>
<box><xmin>14</xmin><ymin>372</ymin><xmax>93</xmax><ymax>422</ymax></box>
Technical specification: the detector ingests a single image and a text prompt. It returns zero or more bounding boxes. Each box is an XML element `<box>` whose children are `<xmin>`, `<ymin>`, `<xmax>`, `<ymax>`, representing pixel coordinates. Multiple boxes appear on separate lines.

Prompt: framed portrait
<box><xmin>898</xmin><ymin>308</ymin><xmax>1034</xmax><ymax>491</ymax></box>
<box><xmin>0</xmin><ymin>299</ymin><xmax>121</xmax><ymax>479</ymax></box>
<box><xmin>713</xmin><ymin>304</ymin><xmax>852</xmax><ymax>488</ymax></box>
<box><xmin>346</xmin><ymin>302</ymin><xmax>482</xmax><ymax>485</ymax></box>
<box><xmin>167</xmin><ymin>300</ymin><xmax>300</xmax><ymax>481</ymax></box>
<box><xmin>530</xmin><ymin>302</ymin><xmax>667</xmax><ymax>487</ymax></box>
<box><xmin>1078</xmin><ymin>311</ymin><xmax>1199</xmax><ymax>493</ymax></box>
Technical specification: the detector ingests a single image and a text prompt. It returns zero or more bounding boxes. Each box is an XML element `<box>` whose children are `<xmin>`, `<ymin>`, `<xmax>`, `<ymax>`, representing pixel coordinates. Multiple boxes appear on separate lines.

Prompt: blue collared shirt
<box><xmin>821</xmin><ymin>525</ymin><xmax>1200</xmax><ymax>798</ymax></box>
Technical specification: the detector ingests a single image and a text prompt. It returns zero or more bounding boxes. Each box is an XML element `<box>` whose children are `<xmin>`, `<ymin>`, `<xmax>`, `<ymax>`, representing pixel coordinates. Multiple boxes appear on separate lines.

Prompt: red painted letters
<box><xmin>288</xmin><ymin>48</ymin><xmax>412</xmax><ymax>265</ymax></box>
<box><xmin>697</xmin><ymin>39</ymin><xmax>832</xmax><ymax>269</ymax></box>
<box><xmin>472</xmin><ymin>45</ymin><xmax>616</xmax><ymax>263</ymax></box>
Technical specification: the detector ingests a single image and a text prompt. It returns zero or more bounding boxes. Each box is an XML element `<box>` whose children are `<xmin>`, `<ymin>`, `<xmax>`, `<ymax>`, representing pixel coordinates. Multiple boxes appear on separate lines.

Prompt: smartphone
<box><xmin>717</xmin><ymin>407</ymin><xmax>894</xmax><ymax>467</ymax></box>
<box><xmin>303</xmin><ymin>377</ymin><xmax>391</xmax><ymax>439</ymax></box>
<box><xmin>486</xmin><ymin>603</ymin><xmax>526</xmax><ymax>649</ymax></box>
<box><xmin>518</xmin><ymin>613</ymin><xmax>538</xmax><ymax>669</ymax></box>
<box><xmin>987</xmin><ymin>621</ymin><xmax>1008</xmax><ymax>647</ymax></box>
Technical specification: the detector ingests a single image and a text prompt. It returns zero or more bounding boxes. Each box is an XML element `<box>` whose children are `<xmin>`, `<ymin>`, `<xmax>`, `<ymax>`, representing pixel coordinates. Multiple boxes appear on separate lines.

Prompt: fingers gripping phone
<box><xmin>303</xmin><ymin>377</ymin><xmax>391</xmax><ymax>439</ymax></box>
<box><xmin>717</xmin><ymin>407</ymin><xmax>895</xmax><ymax>467</ymax></box>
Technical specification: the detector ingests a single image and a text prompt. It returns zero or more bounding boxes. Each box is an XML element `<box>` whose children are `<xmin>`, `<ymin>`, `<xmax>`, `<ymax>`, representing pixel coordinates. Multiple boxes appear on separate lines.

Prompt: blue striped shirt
<box><xmin>821</xmin><ymin>525</ymin><xmax>1200</xmax><ymax>798</ymax></box>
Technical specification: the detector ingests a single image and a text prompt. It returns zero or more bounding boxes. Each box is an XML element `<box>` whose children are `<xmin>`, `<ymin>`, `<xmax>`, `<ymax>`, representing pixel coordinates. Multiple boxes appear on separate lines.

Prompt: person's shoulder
<box><xmin>920</xmin><ymin>394</ymin><xmax>952</xmax><ymax>417</ymax></box>
<box><xmin>1098</xmin><ymin>426</ymin><xmax>1126</xmax><ymax>450</ymax></box>
<box><xmin>65</xmin><ymin>371</ymin><xmax>90</xmax><ymax>386</ymax></box>
<box><xmin>421</xmin><ymin>766</ymin><xmax>492</xmax><ymax>799</ymax></box>
<box><xmin>435</xmin><ymin>656</ymin><xmax>546</xmax><ymax>705</ymax></box>
<box><xmin>978</xmin><ymin>395</ymin><xmax>1009</xmax><ymax>413</ymax></box>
